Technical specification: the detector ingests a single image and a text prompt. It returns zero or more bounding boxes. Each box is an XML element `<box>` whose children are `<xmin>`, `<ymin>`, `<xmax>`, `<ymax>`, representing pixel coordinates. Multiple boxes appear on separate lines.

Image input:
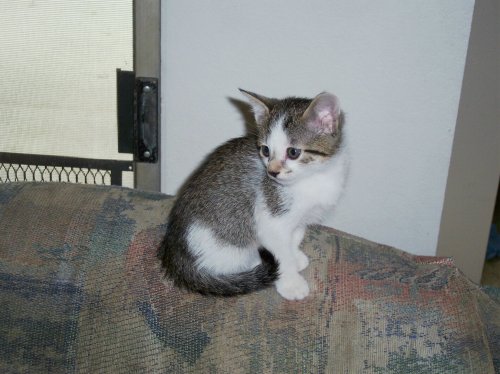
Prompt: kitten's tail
<box><xmin>175</xmin><ymin>248</ymin><xmax>279</xmax><ymax>297</ymax></box>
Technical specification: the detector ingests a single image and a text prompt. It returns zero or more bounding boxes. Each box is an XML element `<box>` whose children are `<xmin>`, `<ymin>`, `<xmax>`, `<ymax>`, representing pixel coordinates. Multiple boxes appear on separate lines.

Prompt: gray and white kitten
<box><xmin>158</xmin><ymin>90</ymin><xmax>347</xmax><ymax>300</ymax></box>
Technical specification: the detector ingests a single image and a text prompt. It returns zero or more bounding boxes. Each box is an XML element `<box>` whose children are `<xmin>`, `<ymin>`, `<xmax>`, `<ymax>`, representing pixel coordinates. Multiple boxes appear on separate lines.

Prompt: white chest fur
<box><xmin>286</xmin><ymin>147</ymin><xmax>348</xmax><ymax>225</ymax></box>
<box><xmin>254</xmin><ymin>146</ymin><xmax>348</xmax><ymax>248</ymax></box>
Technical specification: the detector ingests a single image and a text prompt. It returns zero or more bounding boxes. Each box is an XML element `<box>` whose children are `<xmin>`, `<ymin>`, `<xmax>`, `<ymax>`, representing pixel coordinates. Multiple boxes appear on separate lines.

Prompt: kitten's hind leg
<box><xmin>188</xmin><ymin>221</ymin><xmax>260</xmax><ymax>275</ymax></box>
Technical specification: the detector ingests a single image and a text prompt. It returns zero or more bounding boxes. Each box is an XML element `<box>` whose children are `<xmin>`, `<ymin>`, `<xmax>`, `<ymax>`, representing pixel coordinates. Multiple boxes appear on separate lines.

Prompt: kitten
<box><xmin>158</xmin><ymin>89</ymin><xmax>347</xmax><ymax>300</ymax></box>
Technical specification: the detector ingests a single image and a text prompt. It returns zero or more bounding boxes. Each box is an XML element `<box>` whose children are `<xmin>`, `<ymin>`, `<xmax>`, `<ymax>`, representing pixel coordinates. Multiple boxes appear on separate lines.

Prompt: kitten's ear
<box><xmin>302</xmin><ymin>92</ymin><xmax>341</xmax><ymax>135</ymax></box>
<box><xmin>239</xmin><ymin>89</ymin><xmax>272</xmax><ymax>126</ymax></box>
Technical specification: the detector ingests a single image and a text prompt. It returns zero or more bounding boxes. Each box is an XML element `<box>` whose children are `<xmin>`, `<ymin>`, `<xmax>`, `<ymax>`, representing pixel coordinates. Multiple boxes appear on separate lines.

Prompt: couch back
<box><xmin>0</xmin><ymin>182</ymin><xmax>498</xmax><ymax>373</ymax></box>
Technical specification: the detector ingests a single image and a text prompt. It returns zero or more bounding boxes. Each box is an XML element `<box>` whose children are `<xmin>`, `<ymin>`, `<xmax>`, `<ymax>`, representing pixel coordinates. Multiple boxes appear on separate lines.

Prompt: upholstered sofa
<box><xmin>1</xmin><ymin>182</ymin><xmax>499</xmax><ymax>373</ymax></box>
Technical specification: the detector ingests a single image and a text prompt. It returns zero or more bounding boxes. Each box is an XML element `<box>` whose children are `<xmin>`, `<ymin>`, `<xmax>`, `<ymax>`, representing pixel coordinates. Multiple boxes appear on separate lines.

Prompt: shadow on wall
<box><xmin>227</xmin><ymin>97</ymin><xmax>257</xmax><ymax>136</ymax></box>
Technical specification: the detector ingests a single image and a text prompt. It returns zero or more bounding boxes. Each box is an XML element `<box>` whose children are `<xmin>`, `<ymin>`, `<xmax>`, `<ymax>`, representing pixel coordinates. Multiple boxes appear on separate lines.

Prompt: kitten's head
<box><xmin>240</xmin><ymin>89</ymin><xmax>344</xmax><ymax>184</ymax></box>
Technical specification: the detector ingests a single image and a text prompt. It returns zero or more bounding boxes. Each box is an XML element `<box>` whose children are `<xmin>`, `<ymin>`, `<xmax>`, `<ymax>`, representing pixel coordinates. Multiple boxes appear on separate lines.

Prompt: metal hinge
<box><xmin>117</xmin><ymin>69</ymin><xmax>158</xmax><ymax>163</ymax></box>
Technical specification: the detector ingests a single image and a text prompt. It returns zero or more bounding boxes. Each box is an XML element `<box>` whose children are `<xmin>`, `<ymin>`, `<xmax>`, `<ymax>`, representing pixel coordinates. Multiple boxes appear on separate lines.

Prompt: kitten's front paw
<box><xmin>294</xmin><ymin>250</ymin><xmax>309</xmax><ymax>272</ymax></box>
<box><xmin>276</xmin><ymin>273</ymin><xmax>310</xmax><ymax>300</ymax></box>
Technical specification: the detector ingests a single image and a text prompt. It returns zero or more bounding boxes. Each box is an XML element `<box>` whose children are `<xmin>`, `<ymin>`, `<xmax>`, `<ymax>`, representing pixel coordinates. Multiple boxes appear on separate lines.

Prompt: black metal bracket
<box><xmin>135</xmin><ymin>77</ymin><xmax>158</xmax><ymax>163</ymax></box>
<box><xmin>117</xmin><ymin>69</ymin><xmax>135</xmax><ymax>154</ymax></box>
<box><xmin>117</xmin><ymin>70</ymin><xmax>158</xmax><ymax>163</ymax></box>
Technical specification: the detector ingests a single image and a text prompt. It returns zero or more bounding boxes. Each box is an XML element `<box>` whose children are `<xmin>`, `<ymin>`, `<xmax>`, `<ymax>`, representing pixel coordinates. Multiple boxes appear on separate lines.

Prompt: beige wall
<box><xmin>437</xmin><ymin>0</ymin><xmax>500</xmax><ymax>283</ymax></box>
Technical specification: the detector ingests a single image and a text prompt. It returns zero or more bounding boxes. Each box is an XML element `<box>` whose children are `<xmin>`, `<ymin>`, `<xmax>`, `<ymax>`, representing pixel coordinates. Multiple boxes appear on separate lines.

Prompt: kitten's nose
<box><xmin>268</xmin><ymin>159</ymin><xmax>282</xmax><ymax>179</ymax></box>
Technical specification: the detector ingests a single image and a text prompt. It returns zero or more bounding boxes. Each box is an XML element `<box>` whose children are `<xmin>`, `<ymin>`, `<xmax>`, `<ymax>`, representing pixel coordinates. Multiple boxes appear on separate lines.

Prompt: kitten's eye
<box><xmin>287</xmin><ymin>147</ymin><xmax>301</xmax><ymax>160</ymax></box>
<box><xmin>260</xmin><ymin>145</ymin><xmax>270</xmax><ymax>158</ymax></box>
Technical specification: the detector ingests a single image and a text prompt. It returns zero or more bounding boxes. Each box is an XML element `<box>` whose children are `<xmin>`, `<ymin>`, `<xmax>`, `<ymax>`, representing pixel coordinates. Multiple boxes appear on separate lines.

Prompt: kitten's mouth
<box><xmin>267</xmin><ymin>172</ymin><xmax>292</xmax><ymax>185</ymax></box>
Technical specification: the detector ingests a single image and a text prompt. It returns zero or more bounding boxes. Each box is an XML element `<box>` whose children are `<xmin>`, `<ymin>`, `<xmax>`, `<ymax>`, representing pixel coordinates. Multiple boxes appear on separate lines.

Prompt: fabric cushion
<box><xmin>0</xmin><ymin>182</ymin><xmax>498</xmax><ymax>373</ymax></box>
